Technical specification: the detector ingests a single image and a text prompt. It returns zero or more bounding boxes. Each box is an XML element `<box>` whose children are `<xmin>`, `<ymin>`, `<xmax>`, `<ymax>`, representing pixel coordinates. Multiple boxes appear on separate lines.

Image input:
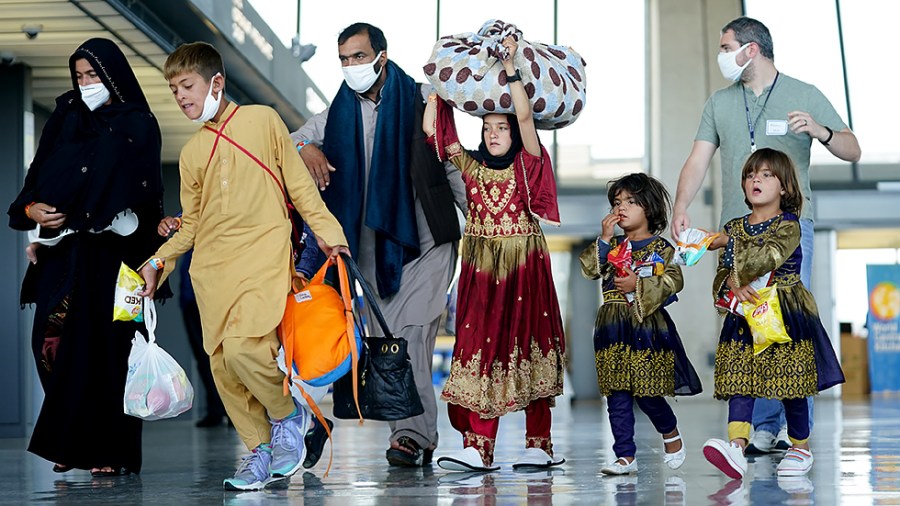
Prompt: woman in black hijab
<box><xmin>8</xmin><ymin>38</ymin><xmax>165</xmax><ymax>476</ymax></box>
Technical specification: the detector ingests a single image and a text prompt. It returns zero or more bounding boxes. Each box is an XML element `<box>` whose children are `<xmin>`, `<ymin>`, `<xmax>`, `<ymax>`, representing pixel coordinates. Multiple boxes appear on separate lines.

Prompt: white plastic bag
<box><xmin>124</xmin><ymin>297</ymin><xmax>194</xmax><ymax>420</ymax></box>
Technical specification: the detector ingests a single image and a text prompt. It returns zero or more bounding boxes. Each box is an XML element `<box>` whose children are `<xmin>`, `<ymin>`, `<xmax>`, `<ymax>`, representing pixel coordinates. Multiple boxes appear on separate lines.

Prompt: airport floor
<box><xmin>1</xmin><ymin>394</ymin><xmax>898</xmax><ymax>505</ymax></box>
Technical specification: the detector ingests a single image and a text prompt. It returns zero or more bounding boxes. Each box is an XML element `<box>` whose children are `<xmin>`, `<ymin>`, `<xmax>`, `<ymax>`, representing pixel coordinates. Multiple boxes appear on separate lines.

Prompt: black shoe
<box><xmin>303</xmin><ymin>417</ymin><xmax>333</xmax><ymax>469</ymax></box>
<box><xmin>196</xmin><ymin>415</ymin><xmax>224</xmax><ymax>428</ymax></box>
<box><xmin>386</xmin><ymin>436</ymin><xmax>424</xmax><ymax>467</ymax></box>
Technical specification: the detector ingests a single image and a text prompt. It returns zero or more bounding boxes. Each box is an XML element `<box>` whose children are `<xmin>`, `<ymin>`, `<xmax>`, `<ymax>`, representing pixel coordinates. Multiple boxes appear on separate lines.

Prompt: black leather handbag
<box><xmin>332</xmin><ymin>254</ymin><xmax>425</xmax><ymax>422</ymax></box>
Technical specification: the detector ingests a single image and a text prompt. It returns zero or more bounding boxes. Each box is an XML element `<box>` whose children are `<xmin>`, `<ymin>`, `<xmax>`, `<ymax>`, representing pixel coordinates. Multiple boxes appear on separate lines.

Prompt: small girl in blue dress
<box><xmin>702</xmin><ymin>148</ymin><xmax>844</xmax><ymax>480</ymax></box>
<box><xmin>580</xmin><ymin>173</ymin><xmax>702</xmax><ymax>476</ymax></box>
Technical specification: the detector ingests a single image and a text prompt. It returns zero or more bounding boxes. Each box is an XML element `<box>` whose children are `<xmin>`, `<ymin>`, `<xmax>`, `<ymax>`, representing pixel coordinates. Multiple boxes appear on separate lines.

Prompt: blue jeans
<box><xmin>752</xmin><ymin>218</ymin><xmax>815</xmax><ymax>434</ymax></box>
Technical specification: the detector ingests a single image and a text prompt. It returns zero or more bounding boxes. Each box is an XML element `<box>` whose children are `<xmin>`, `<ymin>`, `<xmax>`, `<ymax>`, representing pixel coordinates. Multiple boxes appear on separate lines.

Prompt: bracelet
<box><xmin>296</xmin><ymin>140</ymin><xmax>308</xmax><ymax>152</ymax></box>
<box><xmin>820</xmin><ymin>126</ymin><xmax>833</xmax><ymax>146</ymax></box>
<box><xmin>505</xmin><ymin>69</ymin><xmax>522</xmax><ymax>83</ymax></box>
<box><xmin>149</xmin><ymin>258</ymin><xmax>165</xmax><ymax>271</ymax></box>
<box><xmin>24</xmin><ymin>202</ymin><xmax>35</xmax><ymax>220</ymax></box>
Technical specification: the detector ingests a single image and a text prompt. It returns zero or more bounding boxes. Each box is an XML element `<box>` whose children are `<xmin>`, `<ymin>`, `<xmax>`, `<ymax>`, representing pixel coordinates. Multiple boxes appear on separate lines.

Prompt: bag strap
<box><xmin>340</xmin><ymin>252</ymin><xmax>394</xmax><ymax>339</ymax></box>
<box><xmin>336</xmin><ymin>255</ymin><xmax>363</xmax><ymax>424</ymax></box>
<box><xmin>202</xmin><ymin>114</ymin><xmax>303</xmax><ymax>253</ymax></box>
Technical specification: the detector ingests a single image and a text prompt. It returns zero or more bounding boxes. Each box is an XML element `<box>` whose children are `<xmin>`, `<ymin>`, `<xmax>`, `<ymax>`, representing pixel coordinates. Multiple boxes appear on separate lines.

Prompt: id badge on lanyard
<box><xmin>743</xmin><ymin>72</ymin><xmax>779</xmax><ymax>153</ymax></box>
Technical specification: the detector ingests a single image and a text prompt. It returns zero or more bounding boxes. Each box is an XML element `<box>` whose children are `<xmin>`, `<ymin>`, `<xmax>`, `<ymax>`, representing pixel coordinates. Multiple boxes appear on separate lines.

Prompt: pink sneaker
<box><xmin>702</xmin><ymin>438</ymin><xmax>747</xmax><ymax>479</ymax></box>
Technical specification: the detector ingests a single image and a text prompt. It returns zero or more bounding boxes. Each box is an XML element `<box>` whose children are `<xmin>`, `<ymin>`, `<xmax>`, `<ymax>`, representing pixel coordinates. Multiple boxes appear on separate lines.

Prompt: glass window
<box><xmin>744</xmin><ymin>0</ymin><xmax>850</xmax><ymax>174</ymax></box>
<box><xmin>554</xmin><ymin>0</ymin><xmax>645</xmax><ymax>187</ymax></box>
<box><xmin>256</xmin><ymin>0</ymin><xmax>647</xmax><ymax>188</ymax></box>
<box><xmin>839</xmin><ymin>1</ymin><xmax>900</xmax><ymax>168</ymax></box>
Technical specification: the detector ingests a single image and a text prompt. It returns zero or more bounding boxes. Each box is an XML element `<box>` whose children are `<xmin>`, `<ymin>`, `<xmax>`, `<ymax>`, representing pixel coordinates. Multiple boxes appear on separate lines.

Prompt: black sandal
<box><xmin>386</xmin><ymin>436</ymin><xmax>424</xmax><ymax>467</ymax></box>
<box><xmin>52</xmin><ymin>464</ymin><xmax>73</xmax><ymax>473</ymax></box>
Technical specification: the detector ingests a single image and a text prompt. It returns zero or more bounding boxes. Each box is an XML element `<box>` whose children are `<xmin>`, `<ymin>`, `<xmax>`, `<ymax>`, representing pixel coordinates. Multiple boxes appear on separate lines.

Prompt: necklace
<box><xmin>476</xmin><ymin>164</ymin><xmax>516</xmax><ymax>215</ymax></box>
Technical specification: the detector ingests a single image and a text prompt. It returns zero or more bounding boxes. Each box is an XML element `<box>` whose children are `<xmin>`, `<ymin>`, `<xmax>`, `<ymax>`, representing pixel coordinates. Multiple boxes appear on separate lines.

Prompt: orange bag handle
<box><xmin>278</xmin><ymin>256</ymin><xmax>359</xmax><ymax>477</ymax></box>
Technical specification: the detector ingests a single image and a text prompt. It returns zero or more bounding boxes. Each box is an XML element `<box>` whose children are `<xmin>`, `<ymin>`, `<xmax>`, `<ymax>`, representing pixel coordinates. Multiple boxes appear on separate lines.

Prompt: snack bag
<box><xmin>715</xmin><ymin>272</ymin><xmax>772</xmax><ymax>315</ymax></box>
<box><xmin>741</xmin><ymin>284</ymin><xmax>792</xmax><ymax>354</ymax></box>
<box><xmin>634</xmin><ymin>252</ymin><xmax>665</xmax><ymax>278</ymax></box>
<box><xmin>674</xmin><ymin>228</ymin><xmax>719</xmax><ymax>266</ymax></box>
<box><xmin>608</xmin><ymin>239</ymin><xmax>632</xmax><ymax>278</ymax></box>
<box><xmin>114</xmin><ymin>262</ymin><xmax>144</xmax><ymax>322</ymax></box>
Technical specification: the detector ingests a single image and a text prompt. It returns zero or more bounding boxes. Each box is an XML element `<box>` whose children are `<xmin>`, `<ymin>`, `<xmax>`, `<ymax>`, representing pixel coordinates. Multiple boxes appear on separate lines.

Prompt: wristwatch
<box><xmin>506</xmin><ymin>69</ymin><xmax>522</xmax><ymax>83</ymax></box>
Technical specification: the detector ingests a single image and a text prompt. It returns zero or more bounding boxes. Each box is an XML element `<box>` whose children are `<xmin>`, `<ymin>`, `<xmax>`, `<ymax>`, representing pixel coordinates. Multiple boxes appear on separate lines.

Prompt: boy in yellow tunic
<box><xmin>138</xmin><ymin>42</ymin><xmax>348</xmax><ymax>491</ymax></box>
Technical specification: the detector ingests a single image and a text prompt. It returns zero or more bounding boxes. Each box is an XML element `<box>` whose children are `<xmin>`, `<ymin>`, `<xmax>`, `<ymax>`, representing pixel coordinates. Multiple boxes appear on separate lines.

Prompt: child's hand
<box><xmin>158</xmin><ymin>216</ymin><xmax>181</xmax><ymax>237</ymax></box>
<box><xmin>729</xmin><ymin>282</ymin><xmax>759</xmax><ymax>304</ymax></box>
<box><xmin>25</xmin><ymin>243</ymin><xmax>39</xmax><ymax>265</ymax></box>
<box><xmin>600</xmin><ymin>213</ymin><xmax>620</xmax><ymax>243</ymax></box>
<box><xmin>614</xmin><ymin>266</ymin><xmax>637</xmax><ymax>294</ymax></box>
<box><xmin>708</xmin><ymin>231</ymin><xmax>729</xmax><ymax>251</ymax></box>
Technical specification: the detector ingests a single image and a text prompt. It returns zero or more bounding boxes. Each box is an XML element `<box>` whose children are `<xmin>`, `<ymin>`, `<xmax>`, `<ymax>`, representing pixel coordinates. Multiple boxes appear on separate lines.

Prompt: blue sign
<box><xmin>866</xmin><ymin>265</ymin><xmax>900</xmax><ymax>393</ymax></box>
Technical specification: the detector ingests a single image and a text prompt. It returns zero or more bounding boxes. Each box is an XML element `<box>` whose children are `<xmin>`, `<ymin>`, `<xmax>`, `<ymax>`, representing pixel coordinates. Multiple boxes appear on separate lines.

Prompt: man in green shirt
<box><xmin>671</xmin><ymin>17</ymin><xmax>860</xmax><ymax>455</ymax></box>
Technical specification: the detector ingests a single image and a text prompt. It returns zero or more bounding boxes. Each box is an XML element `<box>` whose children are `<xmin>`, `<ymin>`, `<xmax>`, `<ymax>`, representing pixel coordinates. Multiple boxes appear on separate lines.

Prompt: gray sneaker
<box><xmin>269</xmin><ymin>405</ymin><xmax>310</xmax><ymax>478</ymax></box>
<box><xmin>223</xmin><ymin>450</ymin><xmax>274</xmax><ymax>491</ymax></box>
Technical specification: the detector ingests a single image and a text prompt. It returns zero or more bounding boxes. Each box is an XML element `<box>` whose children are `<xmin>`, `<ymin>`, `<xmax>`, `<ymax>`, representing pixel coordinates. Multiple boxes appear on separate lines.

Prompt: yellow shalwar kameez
<box><xmin>152</xmin><ymin>102</ymin><xmax>347</xmax><ymax>449</ymax></box>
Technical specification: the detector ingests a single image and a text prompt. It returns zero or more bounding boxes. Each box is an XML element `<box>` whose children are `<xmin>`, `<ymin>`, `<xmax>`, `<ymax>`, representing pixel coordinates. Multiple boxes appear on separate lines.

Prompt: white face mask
<box><xmin>717</xmin><ymin>43</ymin><xmax>752</xmax><ymax>82</ymax></box>
<box><xmin>79</xmin><ymin>83</ymin><xmax>111</xmax><ymax>111</ymax></box>
<box><xmin>342</xmin><ymin>52</ymin><xmax>384</xmax><ymax>93</ymax></box>
<box><xmin>193</xmin><ymin>73</ymin><xmax>223</xmax><ymax>123</ymax></box>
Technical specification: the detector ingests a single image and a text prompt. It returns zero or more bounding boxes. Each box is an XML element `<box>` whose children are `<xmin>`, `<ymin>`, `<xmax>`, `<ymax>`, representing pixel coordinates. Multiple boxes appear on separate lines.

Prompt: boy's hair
<box><xmin>723</xmin><ymin>17</ymin><xmax>774</xmax><ymax>60</ymax></box>
<box><xmin>741</xmin><ymin>148</ymin><xmax>803</xmax><ymax>215</ymax></box>
<box><xmin>163</xmin><ymin>42</ymin><xmax>225</xmax><ymax>81</ymax></box>
<box><xmin>607</xmin><ymin>173</ymin><xmax>672</xmax><ymax>235</ymax></box>
<box><xmin>338</xmin><ymin>22</ymin><xmax>387</xmax><ymax>53</ymax></box>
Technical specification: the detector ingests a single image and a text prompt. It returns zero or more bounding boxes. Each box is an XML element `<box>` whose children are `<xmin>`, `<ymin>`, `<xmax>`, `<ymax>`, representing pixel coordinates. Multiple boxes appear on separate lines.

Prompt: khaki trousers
<box><xmin>209</xmin><ymin>329</ymin><xmax>294</xmax><ymax>450</ymax></box>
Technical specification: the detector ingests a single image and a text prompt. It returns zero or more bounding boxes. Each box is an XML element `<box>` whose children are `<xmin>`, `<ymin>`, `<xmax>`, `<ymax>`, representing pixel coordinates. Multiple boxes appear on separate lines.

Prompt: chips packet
<box><xmin>674</xmin><ymin>228</ymin><xmax>719</xmax><ymax>266</ymax></box>
<box><xmin>114</xmin><ymin>262</ymin><xmax>144</xmax><ymax>322</ymax></box>
<box><xmin>741</xmin><ymin>284</ymin><xmax>792</xmax><ymax>354</ymax></box>
<box><xmin>608</xmin><ymin>239</ymin><xmax>633</xmax><ymax>278</ymax></box>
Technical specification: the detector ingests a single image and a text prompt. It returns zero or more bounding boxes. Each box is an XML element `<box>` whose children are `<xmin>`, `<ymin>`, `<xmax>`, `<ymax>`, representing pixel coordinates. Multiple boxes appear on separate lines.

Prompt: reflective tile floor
<box><xmin>1</xmin><ymin>395</ymin><xmax>899</xmax><ymax>505</ymax></box>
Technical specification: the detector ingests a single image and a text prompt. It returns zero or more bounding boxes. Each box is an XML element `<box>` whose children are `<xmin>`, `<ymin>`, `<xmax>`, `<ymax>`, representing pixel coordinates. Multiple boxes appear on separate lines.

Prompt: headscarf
<box><xmin>469</xmin><ymin>113</ymin><xmax>523</xmax><ymax>169</ymax></box>
<box><xmin>9</xmin><ymin>38</ymin><xmax>163</xmax><ymax>233</ymax></box>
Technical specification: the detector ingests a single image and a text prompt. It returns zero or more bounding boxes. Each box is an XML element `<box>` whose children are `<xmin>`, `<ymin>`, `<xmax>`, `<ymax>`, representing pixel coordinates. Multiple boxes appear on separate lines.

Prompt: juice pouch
<box><xmin>114</xmin><ymin>262</ymin><xmax>144</xmax><ymax>322</ymax></box>
<box><xmin>741</xmin><ymin>284</ymin><xmax>792</xmax><ymax>354</ymax></box>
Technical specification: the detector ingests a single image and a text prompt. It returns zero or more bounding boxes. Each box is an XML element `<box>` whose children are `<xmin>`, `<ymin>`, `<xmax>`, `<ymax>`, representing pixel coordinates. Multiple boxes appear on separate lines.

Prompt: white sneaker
<box><xmin>662</xmin><ymin>433</ymin><xmax>685</xmax><ymax>470</ymax></box>
<box><xmin>745</xmin><ymin>429</ymin><xmax>776</xmax><ymax>454</ymax></box>
<box><xmin>702</xmin><ymin>439</ymin><xmax>747</xmax><ymax>479</ymax></box>
<box><xmin>774</xmin><ymin>426</ymin><xmax>791</xmax><ymax>451</ymax></box>
<box><xmin>512</xmin><ymin>448</ymin><xmax>565</xmax><ymax>469</ymax></box>
<box><xmin>601</xmin><ymin>457</ymin><xmax>637</xmax><ymax>475</ymax></box>
<box><xmin>436</xmin><ymin>447</ymin><xmax>499</xmax><ymax>472</ymax></box>
<box><xmin>776</xmin><ymin>447</ymin><xmax>814</xmax><ymax>476</ymax></box>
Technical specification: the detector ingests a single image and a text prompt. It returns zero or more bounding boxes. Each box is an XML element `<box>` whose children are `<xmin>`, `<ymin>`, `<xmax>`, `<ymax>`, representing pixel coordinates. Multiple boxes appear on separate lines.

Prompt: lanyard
<box><xmin>742</xmin><ymin>72</ymin><xmax>779</xmax><ymax>153</ymax></box>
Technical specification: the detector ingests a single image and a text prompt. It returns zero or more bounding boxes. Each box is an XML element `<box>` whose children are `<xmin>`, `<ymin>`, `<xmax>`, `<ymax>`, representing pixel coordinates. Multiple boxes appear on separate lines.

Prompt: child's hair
<box><xmin>740</xmin><ymin>148</ymin><xmax>803</xmax><ymax>215</ymax></box>
<box><xmin>163</xmin><ymin>42</ymin><xmax>225</xmax><ymax>81</ymax></box>
<box><xmin>606</xmin><ymin>173</ymin><xmax>672</xmax><ymax>235</ymax></box>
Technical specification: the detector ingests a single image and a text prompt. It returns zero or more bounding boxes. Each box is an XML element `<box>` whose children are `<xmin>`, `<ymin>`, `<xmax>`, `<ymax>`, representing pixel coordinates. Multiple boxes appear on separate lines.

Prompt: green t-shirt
<box><xmin>695</xmin><ymin>73</ymin><xmax>847</xmax><ymax>226</ymax></box>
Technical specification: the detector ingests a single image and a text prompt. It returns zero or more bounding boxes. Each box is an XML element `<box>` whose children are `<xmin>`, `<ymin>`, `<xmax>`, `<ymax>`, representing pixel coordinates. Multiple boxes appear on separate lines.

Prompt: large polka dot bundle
<box><xmin>423</xmin><ymin>19</ymin><xmax>587</xmax><ymax>130</ymax></box>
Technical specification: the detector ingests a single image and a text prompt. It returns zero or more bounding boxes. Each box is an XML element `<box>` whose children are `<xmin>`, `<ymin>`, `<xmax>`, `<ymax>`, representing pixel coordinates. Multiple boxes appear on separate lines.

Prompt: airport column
<box><xmin>567</xmin><ymin>242</ymin><xmax>602</xmax><ymax>400</ymax></box>
<box><xmin>0</xmin><ymin>62</ymin><xmax>35</xmax><ymax>438</ymax></box>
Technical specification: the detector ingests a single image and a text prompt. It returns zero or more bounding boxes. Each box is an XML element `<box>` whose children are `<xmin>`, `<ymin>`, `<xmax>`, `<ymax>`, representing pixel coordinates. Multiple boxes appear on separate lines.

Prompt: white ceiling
<box><xmin>0</xmin><ymin>0</ymin><xmax>197</xmax><ymax>163</ymax></box>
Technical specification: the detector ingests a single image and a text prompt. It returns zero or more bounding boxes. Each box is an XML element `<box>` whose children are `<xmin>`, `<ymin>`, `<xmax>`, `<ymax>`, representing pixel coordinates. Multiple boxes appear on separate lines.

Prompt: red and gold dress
<box><xmin>429</xmin><ymin>101</ymin><xmax>566</xmax><ymax>464</ymax></box>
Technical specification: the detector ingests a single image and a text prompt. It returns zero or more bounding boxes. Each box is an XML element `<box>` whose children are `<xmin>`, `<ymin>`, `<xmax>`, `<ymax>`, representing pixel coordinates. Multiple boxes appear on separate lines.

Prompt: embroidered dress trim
<box><xmin>594</xmin><ymin>342</ymin><xmax>676</xmax><ymax>397</ymax></box>
<box><xmin>714</xmin><ymin>339</ymin><xmax>818</xmax><ymax>399</ymax></box>
<box><xmin>464</xmin><ymin>432</ymin><xmax>496</xmax><ymax>465</ymax></box>
<box><xmin>441</xmin><ymin>340</ymin><xmax>565</xmax><ymax>419</ymax></box>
